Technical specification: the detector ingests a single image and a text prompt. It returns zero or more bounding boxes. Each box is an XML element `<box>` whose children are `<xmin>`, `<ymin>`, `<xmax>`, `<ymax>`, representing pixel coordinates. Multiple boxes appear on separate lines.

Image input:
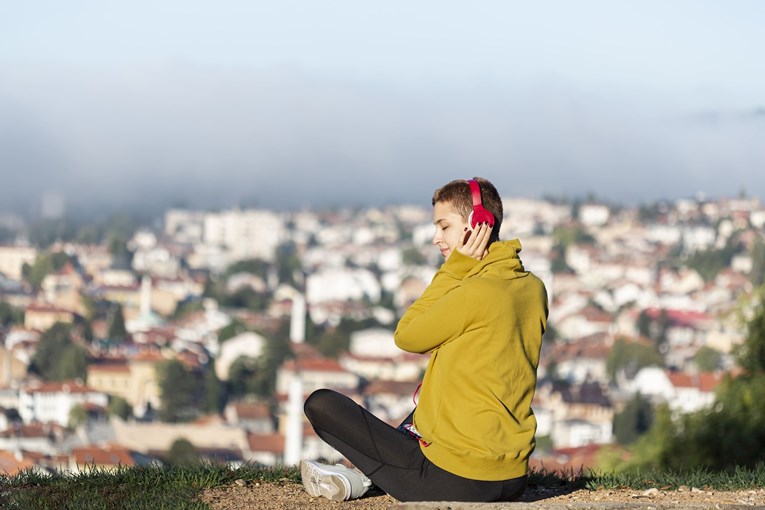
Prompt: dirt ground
<box><xmin>199</xmin><ymin>480</ymin><xmax>765</xmax><ymax>509</ymax></box>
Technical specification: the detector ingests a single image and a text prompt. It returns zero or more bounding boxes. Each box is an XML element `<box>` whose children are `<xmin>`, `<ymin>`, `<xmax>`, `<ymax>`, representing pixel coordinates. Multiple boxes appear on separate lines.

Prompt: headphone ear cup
<box><xmin>471</xmin><ymin>207</ymin><xmax>495</xmax><ymax>228</ymax></box>
<box><xmin>467</xmin><ymin>179</ymin><xmax>495</xmax><ymax>228</ymax></box>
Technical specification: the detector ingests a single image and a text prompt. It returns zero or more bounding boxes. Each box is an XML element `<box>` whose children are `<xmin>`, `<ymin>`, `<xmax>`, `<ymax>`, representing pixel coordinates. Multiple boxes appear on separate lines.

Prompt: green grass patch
<box><xmin>522</xmin><ymin>464</ymin><xmax>765</xmax><ymax>494</ymax></box>
<box><xmin>0</xmin><ymin>463</ymin><xmax>299</xmax><ymax>510</ymax></box>
<box><xmin>584</xmin><ymin>463</ymin><xmax>765</xmax><ymax>491</ymax></box>
<box><xmin>1</xmin><ymin>462</ymin><xmax>763</xmax><ymax>508</ymax></box>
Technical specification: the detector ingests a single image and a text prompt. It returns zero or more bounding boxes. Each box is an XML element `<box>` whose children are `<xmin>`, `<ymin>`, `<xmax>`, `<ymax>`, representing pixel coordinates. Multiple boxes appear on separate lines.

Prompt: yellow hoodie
<box><xmin>394</xmin><ymin>239</ymin><xmax>548</xmax><ymax>481</ymax></box>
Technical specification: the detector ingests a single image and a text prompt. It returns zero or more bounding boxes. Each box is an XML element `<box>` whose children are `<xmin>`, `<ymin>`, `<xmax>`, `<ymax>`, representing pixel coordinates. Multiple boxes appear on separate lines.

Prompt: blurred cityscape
<box><xmin>0</xmin><ymin>192</ymin><xmax>764</xmax><ymax>474</ymax></box>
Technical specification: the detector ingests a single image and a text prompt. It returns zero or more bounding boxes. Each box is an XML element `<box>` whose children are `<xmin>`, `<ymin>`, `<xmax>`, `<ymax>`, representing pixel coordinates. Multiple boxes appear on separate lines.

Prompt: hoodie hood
<box><xmin>465</xmin><ymin>239</ymin><xmax>526</xmax><ymax>280</ymax></box>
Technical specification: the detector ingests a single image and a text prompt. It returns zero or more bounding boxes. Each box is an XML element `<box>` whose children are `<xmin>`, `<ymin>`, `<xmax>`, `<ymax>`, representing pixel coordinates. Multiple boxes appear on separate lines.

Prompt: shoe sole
<box><xmin>300</xmin><ymin>460</ymin><xmax>350</xmax><ymax>501</ymax></box>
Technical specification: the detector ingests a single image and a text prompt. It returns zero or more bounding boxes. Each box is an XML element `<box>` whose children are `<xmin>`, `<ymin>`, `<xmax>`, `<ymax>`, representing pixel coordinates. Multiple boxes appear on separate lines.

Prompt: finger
<box><xmin>466</xmin><ymin>225</ymin><xmax>488</xmax><ymax>253</ymax></box>
<box><xmin>477</xmin><ymin>223</ymin><xmax>492</xmax><ymax>246</ymax></box>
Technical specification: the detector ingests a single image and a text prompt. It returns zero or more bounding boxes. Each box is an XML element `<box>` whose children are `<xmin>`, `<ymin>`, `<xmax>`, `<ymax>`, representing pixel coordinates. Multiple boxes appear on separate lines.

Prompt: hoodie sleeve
<box><xmin>394</xmin><ymin>250</ymin><xmax>477</xmax><ymax>353</ymax></box>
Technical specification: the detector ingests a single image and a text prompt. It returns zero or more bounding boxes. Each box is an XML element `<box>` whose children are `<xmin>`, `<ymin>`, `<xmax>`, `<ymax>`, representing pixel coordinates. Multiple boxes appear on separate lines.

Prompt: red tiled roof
<box><xmin>644</xmin><ymin>308</ymin><xmax>713</xmax><ymax>328</ymax></box>
<box><xmin>0</xmin><ymin>450</ymin><xmax>35</xmax><ymax>475</ymax></box>
<box><xmin>667</xmin><ymin>371</ymin><xmax>723</xmax><ymax>392</ymax></box>
<box><xmin>232</xmin><ymin>402</ymin><xmax>271</xmax><ymax>420</ymax></box>
<box><xmin>24</xmin><ymin>303</ymin><xmax>74</xmax><ymax>314</ymax></box>
<box><xmin>0</xmin><ymin>423</ymin><xmax>63</xmax><ymax>438</ymax></box>
<box><xmin>24</xmin><ymin>380</ymin><xmax>97</xmax><ymax>395</ymax></box>
<box><xmin>552</xmin><ymin>336</ymin><xmax>611</xmax><ymax>361</ymax></box>
<box><xmin>282</xmin><ymin>358</ymin><xmax>347</xmax><ymax>373</ymax></box>
<box><xmin>72</xmin><ymin>445</ymin><xmax>135</xmax><ymax>467</ymax></box>
<box><xmin>247</xmin><ymin>433</ymin><xmax>284</xmax><ymax>454</ymax></box>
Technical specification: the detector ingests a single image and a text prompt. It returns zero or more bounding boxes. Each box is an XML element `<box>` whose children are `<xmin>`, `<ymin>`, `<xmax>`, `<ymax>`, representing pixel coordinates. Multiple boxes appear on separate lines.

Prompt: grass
<box><xmin>0</xmin><ymin>463</ymin><xmax>299</xmax><ymax>510</ymax></box>
<box><xmin>1</xmin><ymin>463</ymin><xmax>763</xmax><ymax>509</ymax></box>
<box><xmin>527</xmin><ymin>463</ymin><xmax>765</xmax><ymax>492</ymax></box>
<box><xmin>582</xmin><ymin>464</ymin><xmax>765</xmax><ymax>491</ymax></box>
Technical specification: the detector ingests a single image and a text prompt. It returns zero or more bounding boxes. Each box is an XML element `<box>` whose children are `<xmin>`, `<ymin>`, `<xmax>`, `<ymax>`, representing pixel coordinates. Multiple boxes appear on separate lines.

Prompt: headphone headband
<box><xmin>468</xmin><ymin>179</ymin><xmax>483</xmax><ymax>208</ymax></box>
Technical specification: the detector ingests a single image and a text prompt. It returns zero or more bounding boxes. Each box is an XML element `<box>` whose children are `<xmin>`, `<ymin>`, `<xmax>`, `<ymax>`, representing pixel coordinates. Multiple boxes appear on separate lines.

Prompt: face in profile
<box><xmin>432</xmin><ymin>201</ymin><xmax>469</xmax><ymax>259</ymax></box>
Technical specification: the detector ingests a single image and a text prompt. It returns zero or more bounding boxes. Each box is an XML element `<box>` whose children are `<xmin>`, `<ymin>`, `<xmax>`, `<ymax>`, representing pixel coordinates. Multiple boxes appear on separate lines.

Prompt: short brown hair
<box><xmin>432</xmin><ymin>177</ymin><xmax>503</xmax><ymax>242</ymax></box>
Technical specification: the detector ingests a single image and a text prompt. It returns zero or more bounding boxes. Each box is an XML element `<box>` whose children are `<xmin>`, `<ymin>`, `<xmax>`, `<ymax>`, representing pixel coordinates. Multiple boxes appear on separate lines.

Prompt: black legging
<box><xmin>303</xmin><ymin>388</ymin><xmax>527</xmax><ymax>502</ymax></box>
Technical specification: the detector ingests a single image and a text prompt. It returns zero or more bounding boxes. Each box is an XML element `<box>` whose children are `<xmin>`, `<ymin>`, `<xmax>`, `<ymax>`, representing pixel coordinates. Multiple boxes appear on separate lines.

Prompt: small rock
<box><xmin>691</xmin><ymin>487</ymin><xmax>704</xmax><ymax>493</ymax></box>
<box><xmin>678</xmin><ymin>485</ymin><xmax>689</xmax><ymax>492</ymax></box>
<box><xmin>642</xmin><ymin>488</ymin><xmax>660</xmax><ymax>497</ymax></box>
<box><xmin>235</xmin><ymin>479</ymin><xmax>247</xmax><ymax>487</ymax></box>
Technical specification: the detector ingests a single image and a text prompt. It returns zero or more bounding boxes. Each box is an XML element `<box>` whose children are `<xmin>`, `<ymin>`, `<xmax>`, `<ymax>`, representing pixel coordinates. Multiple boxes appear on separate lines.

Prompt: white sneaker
<box><xmin>300</xmin><ymin>459</ymin><xmax>372</xmax><ymax>501</ymax></box>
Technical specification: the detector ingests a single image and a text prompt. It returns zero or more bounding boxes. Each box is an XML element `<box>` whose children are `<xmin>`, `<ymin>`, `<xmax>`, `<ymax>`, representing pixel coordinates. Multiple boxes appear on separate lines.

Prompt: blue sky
<box><xmin>1</xmin><ymin>1</ymin><xmax>764</xmax><ymax>213</ymax></box>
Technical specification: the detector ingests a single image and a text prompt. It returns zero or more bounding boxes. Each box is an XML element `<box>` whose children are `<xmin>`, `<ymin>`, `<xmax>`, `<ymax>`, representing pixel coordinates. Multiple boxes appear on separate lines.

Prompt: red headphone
<box><xmin>467</xmin><ymin>179</ymin><xmax>495</xmax><ymax>229</ymax></box>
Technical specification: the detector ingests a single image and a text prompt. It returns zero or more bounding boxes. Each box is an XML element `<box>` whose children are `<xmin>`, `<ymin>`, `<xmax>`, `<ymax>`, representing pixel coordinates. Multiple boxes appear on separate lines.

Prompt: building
<box><xmin>18</xmin><ymin>381</ymin><xmax>108</xmax><ymax>427</ymax></box>
<box><xmin>23</xmin><ymin>303</ymin><xmax>76</xmax><ymax>331</ymax></box>
<box><xmin>87</xmin><ymin>352</ymin><xmax>164</xmax><ymax>418</ymax></box>
<box><xmin>0</xmin><ymin>245</ymin><xmax>37</xmax><ymax>281</ymax></box>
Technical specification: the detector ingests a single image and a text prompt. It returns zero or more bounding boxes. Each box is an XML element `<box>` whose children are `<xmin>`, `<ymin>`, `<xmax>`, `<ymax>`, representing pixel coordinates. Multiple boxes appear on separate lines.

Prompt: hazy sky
<box><xmin>1</xmin><ymin>1</ymin><xmax>764</xmax><ymax>215</ymax></box>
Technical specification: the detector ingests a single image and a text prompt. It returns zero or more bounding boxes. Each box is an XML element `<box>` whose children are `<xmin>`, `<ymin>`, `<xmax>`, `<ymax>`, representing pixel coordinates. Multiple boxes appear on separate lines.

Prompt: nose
<box><xmin>432</xmin><ymin>229</ymin><xmax>441</xmax><ymax>245</ymax></box>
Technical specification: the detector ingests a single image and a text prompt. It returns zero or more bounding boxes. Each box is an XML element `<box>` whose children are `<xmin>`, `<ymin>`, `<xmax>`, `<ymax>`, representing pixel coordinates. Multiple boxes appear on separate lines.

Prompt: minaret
<box><xmin>283</xmin><ymin>291</ymin><xmax>305</xmax><ymax>466</ymax></box>
<box><xmin>3</xmin><ymin>340</ymin><xmax>10</xmax><ymax>386</ymax></box>
<box><xmin>289</xmin><ymin>292</ymin><xmax>305</xmax><ymax>344</ymax></box>
<box><xmin>139</xmin><ymin>274</ymin><xmax>152</xmax><ymax>318</ymax></box>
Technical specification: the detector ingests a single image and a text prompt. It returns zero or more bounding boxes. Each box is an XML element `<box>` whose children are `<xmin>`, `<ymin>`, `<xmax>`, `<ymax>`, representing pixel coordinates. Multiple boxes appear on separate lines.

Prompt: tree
<box><xmin>69</xmin><ymin>404</ymin><xmax>88</xmax><ymax>428</ymax></box>
<box><xmin>226</xmin><ymin>258</ymin><xmax>270</xmax><ymax>279</ymax></box>
<box><xmin>276</xmin><ymin>242</ymin><xmax>303</xmax><ymax>287</ymax></box>
<box><xmin>31</xmin><ymin>323</ymin><xmax>71</xmax><ymax>378</ymax></box>
<box><xmin>651</xmin><ymin>309</ymin><xmax>671</xmax><ymax>353</ymax></box>
<box><xmin>635</xmin><ymin>310</ymin><xmax>652</xmax><ymax>339</ymax></box>
<box><xmin>166</xmin><ymin>438</ymin><xmax>199</xmax><ymax>466</ymax></box>
<box><xmin>402</xmin><ymin>246</ymin><xmax>426</xmax><ymax>266</ymax></box>
<box><xmin>22</xmin><ymin>254</ymin><xmax>54</xmax><ymax>291</ymax></box>
<box><xmin>107</xmin><ymin>303</ymin><xmax>127</xmax><ymax>342</ymax></box>
<box><xmin>684</xmin><ymin>236</ymin><xmax>741</xmax><ymax>282</ymax></box>
<box><xmin>309</xmin><ymin>317</ymin><xmax>384</xmax><ymax>359</ymax></box>
<box><xmin>108</xmin><ymin>395</ymin><xmax>133</xmax><ymax>421</ymax></box>
<box><xmin>0</xmin><ymin>302</ymin><xmax>23</xmax><ymax>328</ymax></box>
<box><xmin>613</xmin><ymin>393</ymin><xmax>654</xmax><ymax>445</ymax></box>
<box><xmin>636</xmin><ymin>309</ymin><xmax>670</xmax><ymax>352</ymax></box>
<box><xmin>156</xmin><ymin>359</ymin><xmax>201</xmax><ymax>422</ymax></box>
<box><xmin>30</xmin><ymin>322</ymin><xmax>89</xmax><ymax>381</ymax></box>
<box><xmin>203</xmin><ymin>367</ymin><xmax>225</xmax><ymax>414</ymax></box>
<box><xmin>549</xmin><ymin>243</ymin><xmax>573</xmax><ymax>274</ymax></box>
<box><xmin>624</xmin><ymin>294</ymin><xmax>765</xmax><ymax>472</ymax></box>
<box><xmin>227</xmin><ymin>356</ymin><xmax>259</xmax><ymax>398</ymax></box>
<box><xmin>21</xmin><ymin>251</ymin><xmax>73</xmax><ymax>291</ymax></box>
<box><xmin>552</xmin><ymin>224</ymin><xmax>596</xmax><ymax>247</ymax></box>
<box><xmin>172</xmin><ymin>298</ymin><xmax>203</xmax><ymax>320</ymax></box>
<box><xmin>605</xmin><ymin>337</ymin><xmax>664</xmax><ymax>382</ymax></box>
<box><xmin>314</xmin><ymin>326</ymin><xmax>348</xmax><ymax>359</ymax></box>
<box><xmin>217</xmin><ymin>319</ymin><xmax>248</xmax><ymax>344</ymax></box>
<box><xmin>220</xmin><ymin>287</ymin><xmax>269</xmax><ymax>311</ymax></box>
<box><xmin>694</xmin><ymin>346</ymin><xmax>722</xmax><ymax>372</ymax></box>
<box><xmin>735</xmin><ymin>290</ymin><xmax>765</xmax><ymax>375</ymax></box>
<box><xmin>56</xmin><ymin>344</ymin><xmax>89</xmax><ymax>381</ymax></box>
<box><xmin>749</xmin><ymin>237</ymin><xmax>765</xmax><ymax>287</ymax></box>
<box><xmin>227</xmin><ymin>322</ymin><xmax>294</xmax><ymax>399</ymax></box>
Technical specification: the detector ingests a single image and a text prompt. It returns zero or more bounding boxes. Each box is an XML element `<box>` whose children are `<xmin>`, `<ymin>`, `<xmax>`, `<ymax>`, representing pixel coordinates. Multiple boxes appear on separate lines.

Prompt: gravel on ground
<box><xmin>199</xmin><ymin>480</ymin><xmax>765</xmax><ymax>509</ymax></box>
